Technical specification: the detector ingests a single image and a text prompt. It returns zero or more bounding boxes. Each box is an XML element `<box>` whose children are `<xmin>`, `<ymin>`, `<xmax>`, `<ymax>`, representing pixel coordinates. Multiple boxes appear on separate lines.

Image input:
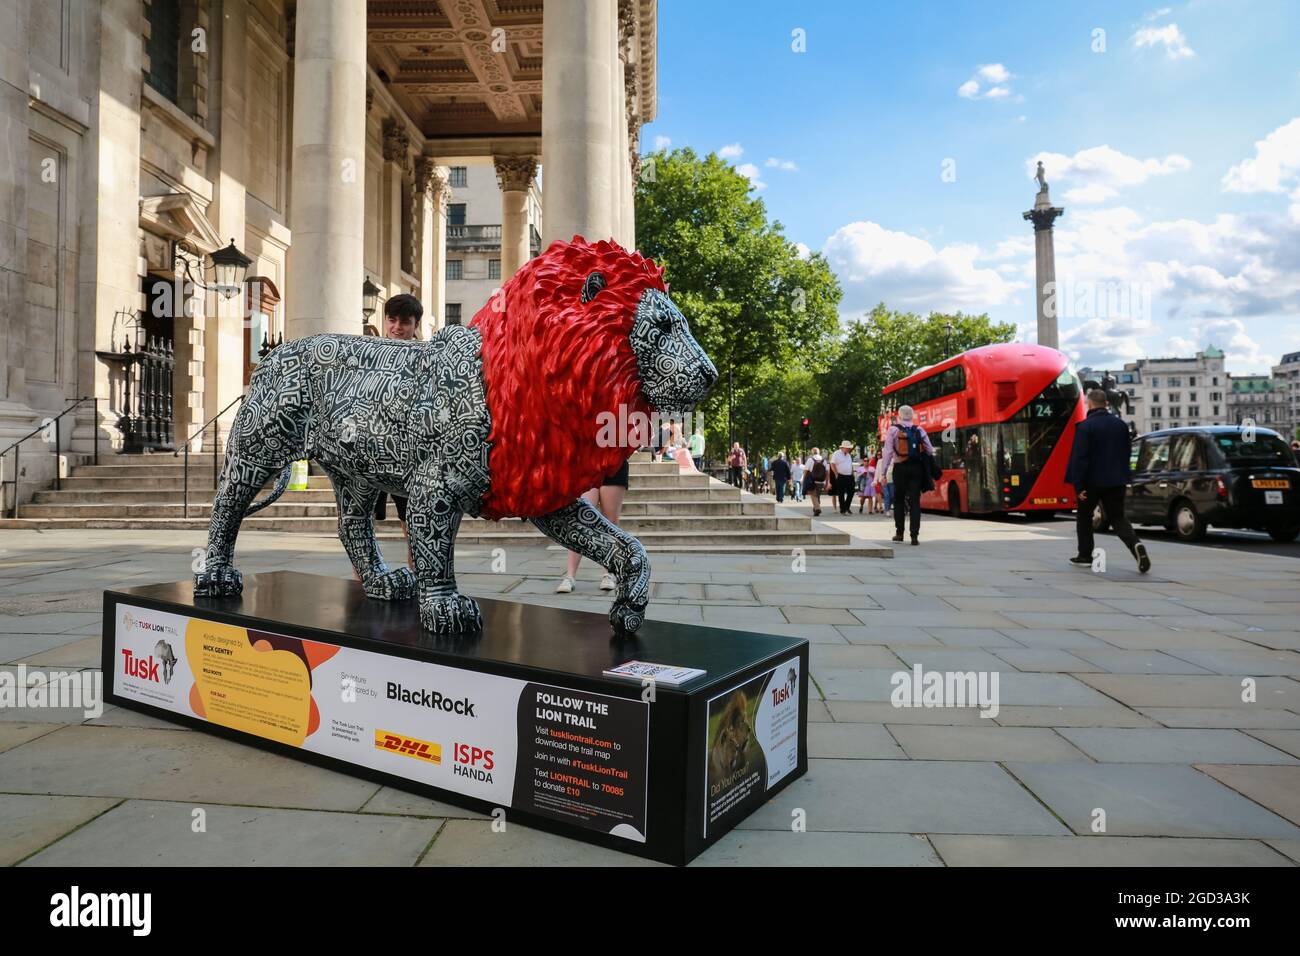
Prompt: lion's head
<box><xmin>472</xmin><ymin>236</ymin><xmax>716</xmax><ymax>520</ymax></box>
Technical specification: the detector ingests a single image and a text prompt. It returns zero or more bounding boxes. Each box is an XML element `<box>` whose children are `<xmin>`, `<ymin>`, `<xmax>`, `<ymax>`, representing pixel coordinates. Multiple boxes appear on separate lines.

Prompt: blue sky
<box><xmin>644</xmin><ymin>0</ymin><xmax>1300</xmax><ymax>374</ymax></box>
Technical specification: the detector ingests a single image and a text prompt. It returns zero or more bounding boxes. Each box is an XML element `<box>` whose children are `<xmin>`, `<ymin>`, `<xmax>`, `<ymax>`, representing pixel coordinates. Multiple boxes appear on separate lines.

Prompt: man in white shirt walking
<box><xmin>830</xmin><ymin>440</ymin><xmax>856</xmax><ymax>515</ymax></box>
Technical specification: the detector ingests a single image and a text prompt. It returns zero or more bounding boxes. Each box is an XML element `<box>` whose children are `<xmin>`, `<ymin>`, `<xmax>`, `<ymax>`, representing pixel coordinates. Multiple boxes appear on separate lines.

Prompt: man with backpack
<box><xmin>877</xmin><ymin>405</ymin><xmax>936</xmax><ymax>545</ymax></box>
<box><xmin>804</xmin><ymin>447</ymin><xmax>830</xmax><ymax>517</ymax></box>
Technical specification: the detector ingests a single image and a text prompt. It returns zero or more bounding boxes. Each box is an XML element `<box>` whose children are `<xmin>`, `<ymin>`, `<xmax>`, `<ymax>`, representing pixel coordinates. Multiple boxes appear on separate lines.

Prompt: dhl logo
<box><xmin>375</xmin><ymin>730</ymin><xmax>441</xmax><ymax>764</ymax></box>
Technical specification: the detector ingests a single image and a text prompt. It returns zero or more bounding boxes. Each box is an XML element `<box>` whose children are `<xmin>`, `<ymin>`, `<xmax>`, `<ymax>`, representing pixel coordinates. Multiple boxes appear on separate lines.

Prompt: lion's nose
<box><xmin>701</xmin><ymin>365</ymin><xmax>717</xmax><ymax>388</ymax></box>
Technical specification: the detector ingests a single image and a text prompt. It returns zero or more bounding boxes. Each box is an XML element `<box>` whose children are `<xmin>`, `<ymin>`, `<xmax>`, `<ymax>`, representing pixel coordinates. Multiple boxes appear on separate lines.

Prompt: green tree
<box><xmin>635</xmin><ymin>148</ymin><xmax>841</xmax><ymax>458</ymax></box>
<box><xmin>811</xmin><ymin>306</ymin><xmax>1017</xmax><ymax>451</ymax></box>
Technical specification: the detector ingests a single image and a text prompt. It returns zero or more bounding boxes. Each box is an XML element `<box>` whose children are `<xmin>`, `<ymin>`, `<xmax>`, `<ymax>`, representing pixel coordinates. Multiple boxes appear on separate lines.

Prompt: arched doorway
<box><xmin>244</xmin><ymin>276</ymin><xmax>282</xmax><ymax>386</ymax></box>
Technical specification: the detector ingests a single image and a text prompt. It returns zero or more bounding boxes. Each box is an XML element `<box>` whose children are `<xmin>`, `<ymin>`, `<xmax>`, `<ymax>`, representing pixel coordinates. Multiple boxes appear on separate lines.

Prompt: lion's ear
<box><xmin>580</xmin><ymin>272</ymin><xmax>607</xmax><ymax>303</ymax></box>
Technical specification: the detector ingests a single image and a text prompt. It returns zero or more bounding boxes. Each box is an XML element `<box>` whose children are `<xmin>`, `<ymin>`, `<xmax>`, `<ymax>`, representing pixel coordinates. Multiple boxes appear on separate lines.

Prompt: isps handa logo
<box><xmin>375</xmin><ymin>730</ymin><xmax>441</xmax><ymax>764</ymax></box>
<box><xmin>771</xmin><ymin>667</ymin><xmax>798</xmax><ymax>707</ymax></box>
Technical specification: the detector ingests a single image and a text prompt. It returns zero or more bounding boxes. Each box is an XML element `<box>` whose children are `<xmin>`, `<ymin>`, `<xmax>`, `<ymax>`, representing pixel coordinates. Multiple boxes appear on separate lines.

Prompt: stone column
<box><xmin>205</xmin><ymin>0</ymin><xmax>249</xmax><ymax>447</ymax></box>
<box><xmin>493</xmin><ymin>156</ymin><xmax>537</xmax><ymax>279</ymax></box>
<box><xmin>1023</xmin><ymin>182</ymin><xmax>1065</xmax><ymax>351</ymax></box>
<box><xmin>286</xmin><ymin>0</ymin><xmax>367</xmax><ymax>339</ymax></box>
<box><xmin>415</xmin><ymin>159</ymin><xmax>449</xmax><ymax>336</ymax></box>
<box><xmin>74</xmin><ymin>0</ymin><xmax>145</xmax><ymax>455</ymax></box>
<box><xmin>542</xmin><ymin>0</ymin><xmax>618</xmax><ymax>245</ymax></box>
<box><xmin>381</xmin><ymin>118</ymin><xmax>408</xmax><ymax>301</ymax></box>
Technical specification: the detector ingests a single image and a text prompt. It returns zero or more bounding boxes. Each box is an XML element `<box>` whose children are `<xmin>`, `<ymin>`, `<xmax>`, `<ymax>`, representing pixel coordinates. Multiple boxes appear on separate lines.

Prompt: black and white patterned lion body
<box><xmin>194</xmin><ymin>269</ymin><xmax>717</xmax><ymax>636</ymax></box>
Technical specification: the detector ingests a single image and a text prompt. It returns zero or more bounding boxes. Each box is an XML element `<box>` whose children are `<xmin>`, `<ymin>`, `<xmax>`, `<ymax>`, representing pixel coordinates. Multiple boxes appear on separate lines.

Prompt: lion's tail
<box><xmin>244</xmin><ymin>463</ymin><xmax>294</xmax><ymax>517</ymax></box>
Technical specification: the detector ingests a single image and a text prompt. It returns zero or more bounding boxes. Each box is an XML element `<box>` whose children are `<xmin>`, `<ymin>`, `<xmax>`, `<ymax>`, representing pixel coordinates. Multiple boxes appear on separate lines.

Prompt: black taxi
<box><xmin>1094</xmin><ymin>425</ymin><xmax>1300</xmax><ymax>542</ymax></box>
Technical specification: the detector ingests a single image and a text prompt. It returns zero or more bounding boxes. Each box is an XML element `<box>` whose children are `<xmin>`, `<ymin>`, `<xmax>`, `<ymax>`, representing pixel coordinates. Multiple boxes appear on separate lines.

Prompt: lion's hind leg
<box><xmin>194</xmin><ymin>456</ymin><xmax>278</xmax><ymax>596</ymax></box>
<box><xmin>326</xmin><ymin>470</ymin><xmax>415</xmax><ymax>601</ymax></box>
<box><xmin>530</xmin><ymin>498</ymin><xmax>650</xmax><ymax>635</ymax></box>
<box><xmin>405</xmin><ymin>485</ymin><xmax>481</xmax><ymax>633</ymax></box>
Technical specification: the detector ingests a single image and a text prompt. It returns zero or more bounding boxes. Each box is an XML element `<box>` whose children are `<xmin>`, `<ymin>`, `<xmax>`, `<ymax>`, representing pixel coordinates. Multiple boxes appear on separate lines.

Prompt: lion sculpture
<box><xmin>194</xmin><ymin>236</ymin><xmax>717</xmax><ymax>635</ymax></box>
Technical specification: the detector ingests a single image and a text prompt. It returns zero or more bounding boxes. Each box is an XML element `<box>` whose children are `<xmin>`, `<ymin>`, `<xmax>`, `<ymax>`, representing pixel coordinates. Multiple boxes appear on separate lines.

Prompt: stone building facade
<box><xmin>1121</xmin><ymin>346</ymin><xmax>1229</xmax><ymax>434</ymax></box>
<box><xmin>1272</xmin><ymin>351</ymin><xmax>1300</xmax><ymax>441</ymax></box>
<box><xmin>442</xmin><ymin>162</ymin><xmax>542</xmax><ymax>327</ymax></box>
<box><xmin>1</xmin><ymin>0</ymin><xmax>656</xmax><ymax>505</ymax></box>
<box><xmin>1226</xmin><ymin>374</ymin><xmax>1290</xmax><ymax>433</ymax></box>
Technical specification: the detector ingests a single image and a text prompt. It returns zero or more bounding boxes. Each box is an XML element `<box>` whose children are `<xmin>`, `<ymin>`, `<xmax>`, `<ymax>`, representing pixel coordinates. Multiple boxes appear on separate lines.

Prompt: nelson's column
<box><xmin>1023</xmin><ymin>161</ymin><xmax>1065</xmax><ymax>350</ymax></box>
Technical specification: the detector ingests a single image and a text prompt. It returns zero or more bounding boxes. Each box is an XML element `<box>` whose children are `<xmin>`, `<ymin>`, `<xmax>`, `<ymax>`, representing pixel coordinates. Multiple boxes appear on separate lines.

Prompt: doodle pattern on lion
<box><xmin>194</xmin><ymin>236</ymin><xmax>717</xmax><ymax>635</ymax></box>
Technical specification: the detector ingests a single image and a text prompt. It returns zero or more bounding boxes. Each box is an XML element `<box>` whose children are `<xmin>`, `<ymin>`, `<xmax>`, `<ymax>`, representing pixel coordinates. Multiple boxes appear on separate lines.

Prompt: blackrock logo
<box><xmin>387</xmin><ymin>682</ymin><xmax>476</xmax><ymax>716</ymax></box>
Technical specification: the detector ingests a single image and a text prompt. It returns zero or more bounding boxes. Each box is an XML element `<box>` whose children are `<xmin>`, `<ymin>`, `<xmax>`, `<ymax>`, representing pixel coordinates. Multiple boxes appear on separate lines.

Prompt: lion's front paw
<box><xmin>363</xmin><ymin>566</ymin><xmax>417</xmax><ymax>601</ymax></box>
<box><xmin>609</xmin><ymin>600</ymin><xmax>646</xmax><ymax>636</ymax></box>
<box><xmin>194</xmin><ymin>566</ymin><xmax>243</xmax><ymax>597</ymax></box>
<box><xmin>419</xmin><ymin>592</ymin><xmax>483</xmax><ymax>633</ymax></box>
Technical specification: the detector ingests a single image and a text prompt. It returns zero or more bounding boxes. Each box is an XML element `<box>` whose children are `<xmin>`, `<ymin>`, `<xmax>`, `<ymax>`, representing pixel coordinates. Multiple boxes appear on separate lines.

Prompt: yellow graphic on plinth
<box><xmin>375</xmin><ymin>729</ymin><xmax>441</xmax><ymax>764</ymax></box>
<box><xmin>185</xmin><ymin>620</ymin><xmax>312</xmax><ymax>747</ymax></box>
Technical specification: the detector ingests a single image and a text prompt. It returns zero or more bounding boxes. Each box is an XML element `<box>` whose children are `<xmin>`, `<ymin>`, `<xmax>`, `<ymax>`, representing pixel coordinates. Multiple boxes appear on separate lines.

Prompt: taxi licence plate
<box><xmin>1265</xmin><ymin>491</ymin><xmax>1283</xmax><ymax>505</ymax></box>
<box><xmin>1252</xmin><ymin>479</ymin><xmax>1289</xmax><ymax>489</ymax></box>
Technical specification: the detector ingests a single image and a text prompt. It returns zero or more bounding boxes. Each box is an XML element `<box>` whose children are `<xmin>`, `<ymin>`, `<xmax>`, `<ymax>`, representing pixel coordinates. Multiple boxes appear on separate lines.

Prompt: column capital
<box><xmin>382</xmin><ymin>118</ymin><xmax>411</xmax><ymax>165</ymax></box>
<box><xmin>493</xmin><ymin>155</ymin><xmax>538</xmax><ymax>193</ymax></box>
<box><xmin>415</xmin><ymin>158</ymin><xmax>451</xmax><ymax>217</ymax></box>
<box><xmin>1022</xmin><ymin>206</ymin><xmax>1064</xmax><ymax>231</ymax></box>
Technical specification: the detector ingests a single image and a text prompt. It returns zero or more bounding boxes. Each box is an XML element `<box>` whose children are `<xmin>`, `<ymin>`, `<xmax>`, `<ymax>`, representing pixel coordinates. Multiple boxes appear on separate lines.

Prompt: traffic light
<box><xmin>799</xmin><ymin>417</ymin><xmax>811</xmax><ymax>443</ymax></box>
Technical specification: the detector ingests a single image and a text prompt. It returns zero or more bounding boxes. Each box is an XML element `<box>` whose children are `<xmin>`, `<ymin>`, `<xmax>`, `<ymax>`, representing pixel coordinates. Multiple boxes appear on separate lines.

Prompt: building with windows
<box><xmin>443</xmin><ymin>164</ymin><xmax>542</xmax><ymax>326</ymax></box>
<box><xmin>1272</xmin><ymin>351</ymin><xmax>1300</xmax><ymax>440</ymax></box>
<box><xmin>1226</xmin><ymin>374</ymin><xmax>1289</xmax><ymax>432</ymax></box>
<box><xmin>1</xmin><ymin>0</ymin><xmax>657</xmax><ymax>503</ymax></box>
<box><xmin>1120</xmin><ymin>346</ymin><xmax>1228</xmax><ymax>434</ymax></box>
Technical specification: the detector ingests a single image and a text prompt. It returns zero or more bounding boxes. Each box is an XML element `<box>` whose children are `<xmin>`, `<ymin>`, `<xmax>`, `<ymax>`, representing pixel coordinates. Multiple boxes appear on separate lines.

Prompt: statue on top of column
<box><xmin>1035</xmin><ymin>160</ymin><xmax>1048</xmax><ymax>194</ymax></box>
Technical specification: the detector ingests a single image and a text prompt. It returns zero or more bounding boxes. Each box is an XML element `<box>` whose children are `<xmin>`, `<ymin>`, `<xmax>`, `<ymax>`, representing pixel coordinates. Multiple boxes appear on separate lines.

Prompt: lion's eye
<box><xmin>655</xmin><ymin>311</ymin><xmax>673</xmax><ymax>332</ymax></box>
<box><xmin>580</xmin><ymin>272</ymin><xmax>606</xmax><ymax>303</ymax></box>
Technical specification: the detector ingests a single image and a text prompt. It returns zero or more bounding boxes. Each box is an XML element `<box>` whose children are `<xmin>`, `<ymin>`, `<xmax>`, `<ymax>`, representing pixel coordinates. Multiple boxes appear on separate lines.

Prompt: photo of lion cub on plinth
<box><xmin>193</xmin><ymin>237</ymin><xmax>717</xmax><ymax>636</ymax></box>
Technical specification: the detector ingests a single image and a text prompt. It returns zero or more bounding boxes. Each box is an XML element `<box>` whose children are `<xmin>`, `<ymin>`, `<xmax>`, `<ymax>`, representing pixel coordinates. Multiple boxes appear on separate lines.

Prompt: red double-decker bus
<box><xmin>877</xmin><ymin>343</ymin><xmax>1085</xmax><ymax>515</ymax></box>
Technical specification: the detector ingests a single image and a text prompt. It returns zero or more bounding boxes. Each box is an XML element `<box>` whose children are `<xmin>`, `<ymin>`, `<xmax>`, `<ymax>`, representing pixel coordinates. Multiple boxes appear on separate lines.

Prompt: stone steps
<box><xmin>50</xmin><ymin>472</ymin><xmax>712</xmax><ymax>491</ymax></box>
<box><xmin>0</xmin><ymin>514</ymin><xmax>880</xmax><ymax>552</ymax></box>
<box><xmin>25</xmin><ymin>495</ymin><xmax>773</xmax><ymax>517</ymax></box>
<box><xmin>13</xmin><ymin>503</ymin><xmax>802</xmax><ymax>532</ymax></box>
<box><xmin>3</xmin><ymin>449</ymin><xmax>890</xmax><ymax>557</ymax></box>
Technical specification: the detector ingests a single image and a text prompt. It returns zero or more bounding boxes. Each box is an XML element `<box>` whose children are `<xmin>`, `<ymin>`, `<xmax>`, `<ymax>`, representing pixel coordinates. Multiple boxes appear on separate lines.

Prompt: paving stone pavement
<box><xmin>1</xmin><ymin>515</ymin><xmax>1297</xmax><ymax>867</ymax></box>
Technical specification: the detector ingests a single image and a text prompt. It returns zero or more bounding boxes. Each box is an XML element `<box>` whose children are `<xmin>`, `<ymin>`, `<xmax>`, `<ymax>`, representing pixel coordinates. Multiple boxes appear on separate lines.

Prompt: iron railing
<box><xmin>174</xmin><ymin>394</ymin><xmax>243</xmax><ymax>519</ymax></box>
<box><xmin>1</xmin><ymin>398</ymin><xmax>99</xmax><ymax>519</ymax></box>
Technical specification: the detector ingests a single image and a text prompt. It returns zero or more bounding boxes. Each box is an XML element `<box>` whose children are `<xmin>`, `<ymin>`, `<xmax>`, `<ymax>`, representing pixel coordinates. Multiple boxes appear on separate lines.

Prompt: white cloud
<box><xmin>957</xmin><ymin>63</ymin><xmax>1017</xmax><ymax>101</ymax></box>
<box><xmin>823</xmin><ymin>221</ymin><xmax>1019</xmax><ymax>314</ymax></box>
<box><xmin>1182</xmin><ymin>318</ymin><xmax>1269</xmax><ymax>367</ymax></box>
<box><xmin>718</xmin><ymin>142</ymin><xmax>744</xmax><ymax>160</ymax></box>
<box><xmin>1222</xmin><ymin>117</ymin><xmax>1300</xmax><ymax>194</ymax></box>
<box><xmin>1064</xmin><ymin>184</ymin><xmax>1120</xmax><ymax>204</ymax></box>
<box><xmin>735</xmin><ymin>162</ymin><xmax>767</xmax><ymax>190</ymax></box>
<box><xmin>1028</xmin><ymin>145</ymin><xmax>1191</xmax><ymax>199</ymax></box>
<box><xmin>976</xmin><ymin>63</ymin><xmax>1011</xmax><ymax>83</ymax></box>
<box><xmin>793</xmin><ymin>242</ymin><xmax>812</xmax><ymax>259</ymax></box>
<box><xmin>652</xmin><ymin>134</ymin><xmax>671</xmax><ymax>150</ymax></box>
<box><xmin>765</xmin><ymin>157</ymin><xmax>799</xmax><ymax>171</ymax></box>
<box><xmin>1131</xmin><ymin>23</ymin><xmax>1195</xmax><ymax>59</ymax></box>
<box><xmin>1144</xmin><ymin>7</ymin><xmax>1172</xmax><ymax>20</ymax></box>
<box><xmin>1046</xmin><ymin>205</ymin><xmax>1300</xmax><ymax>368</ymax></box>
<box><xmin>1060</xmin><ymin>316</ymin><xmax>1161</xmax><ymax>368</ymax></box>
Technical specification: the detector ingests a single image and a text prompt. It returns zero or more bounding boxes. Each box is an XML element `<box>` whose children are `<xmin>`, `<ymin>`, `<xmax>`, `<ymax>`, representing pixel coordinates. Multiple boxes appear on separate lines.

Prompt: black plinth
<box><xmin>103</xmin><ymin>571</ymin><xmax>808</xmax><ymax>865</ymax></box>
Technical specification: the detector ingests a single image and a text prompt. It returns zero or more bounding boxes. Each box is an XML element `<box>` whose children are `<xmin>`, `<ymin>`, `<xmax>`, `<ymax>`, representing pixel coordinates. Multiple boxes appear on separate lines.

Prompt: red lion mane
<box><xmin>472</xmin><ymin>235</ymin><xmax>667</xmax><ymax>520</ymax></box>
